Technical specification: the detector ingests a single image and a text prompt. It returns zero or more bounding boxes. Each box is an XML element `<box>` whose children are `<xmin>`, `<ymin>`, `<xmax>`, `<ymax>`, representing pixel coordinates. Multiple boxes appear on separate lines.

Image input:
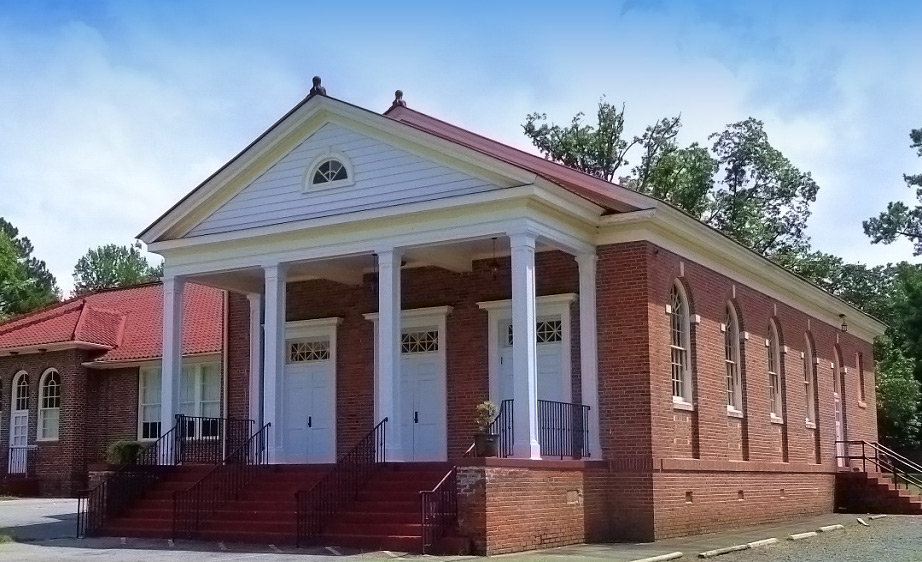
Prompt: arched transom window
<box><xmin>725</xmin><ymin>304</ymin><xmax>742</xmax><ymax>413</ymax></box>
<box><xmin>803</xmin><ymin>336</ymin><xmax>817</xmax><ymax>425</ymax></box>
<box><xmin>311</xmin><ymin>158</ymin><xmax>348</xmax><ymax>185</ymax></box>
<box><xmin>14</xmin><ymin>373</ymin><xmax>29</xmax><ymax>411</ymax></box>
<box><xmin>670</xmin><ymin>283</ymin><xmax>692</xmax><ymax>404</ymax></box>
<box><xmin>767</xmin><ymin>321</ymin><xmax>783</xmax><ymax>420</ymax></box>
<box><xmin>39</xmin><ymin>369</ymin><xmax>61</xmax><ymax>440</ymax></box>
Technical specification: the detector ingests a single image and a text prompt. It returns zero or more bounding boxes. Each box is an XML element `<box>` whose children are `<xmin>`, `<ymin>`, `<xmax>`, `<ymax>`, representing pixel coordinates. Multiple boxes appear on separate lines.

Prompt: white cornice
<box><xmin>363</xmin><ymin>306</ymin><xmax>453</xmax><ymax>323</ymax></box>
<box><xmin>476</xmin><ymin>293</ymin><xmax>578</xmax><ymax>312</ymax></box>
<box><xmin>0</xmin><ymin>341</ymin><xmax>112</xmax><ymax>358</ymax></box>
<box><xmin>598</xmin><ymin>207</ymin><xmax>886</xmax><ymax>341</ymax></box>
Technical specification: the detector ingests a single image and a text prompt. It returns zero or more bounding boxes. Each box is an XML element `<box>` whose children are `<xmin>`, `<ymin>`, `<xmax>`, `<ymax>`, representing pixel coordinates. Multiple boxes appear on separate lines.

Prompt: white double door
<box><xmin>498</xmin><ymin>318</ymin><xmax>567</xmax><ymax>404</ymax></box>
<box><xmin>282</xmin><ymin>358</ymin><xmax>335</xmax><ymax>464</ymax></box>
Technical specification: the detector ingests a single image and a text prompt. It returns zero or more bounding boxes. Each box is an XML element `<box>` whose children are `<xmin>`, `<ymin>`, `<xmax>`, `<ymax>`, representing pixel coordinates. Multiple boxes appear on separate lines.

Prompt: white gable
<box><xmin>187</xmin><ymin>123</ymin><xmax>507</xmax><ymax>237</ymax></box>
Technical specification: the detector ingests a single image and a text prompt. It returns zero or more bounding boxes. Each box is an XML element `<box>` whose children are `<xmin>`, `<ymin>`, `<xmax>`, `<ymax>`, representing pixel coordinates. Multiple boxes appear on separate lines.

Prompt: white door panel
<box><xmin>283</xmin><ymin>358</ymin><xmax>335</xmax><ymax>464</ymax></box>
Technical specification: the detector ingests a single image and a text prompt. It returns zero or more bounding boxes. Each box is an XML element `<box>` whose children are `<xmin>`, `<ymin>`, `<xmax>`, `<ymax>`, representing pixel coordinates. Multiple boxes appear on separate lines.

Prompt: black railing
<box><xmin>172</xmin><ymin>422</ymin><xmax>271</xmax><ymax>540</ymax></box>
<box><xmin>7</xmin><ymin>445</ymin><xmax>37</xmax><ymax>477</ymax></box>
<box><xmin>177</xmin><ymin>416</ymin><xmax>255</xmax><ymax>464</ymax></box>
<box><xmin>420</xmin><ymin>467</ymin><xmax>457</xmax><ymax>553</ymax></box>
<box><xmin>296</xmin><ymin>418</ymin><xmax>387</xmax><ymax>548</ymax></box>
<box><xmin>77</xmin><ymin>420</ymin><xmax>184</xmax><ymax>537</ymax></box>
<box><xmin>492</xmin><ymin>399</ymin><xmax>514</xmax><ymax>458</ymax></box>
<box><xmin>538</xmin><ymin>399</ymin><xmax>590</xmax><ymax>459</ymax></box>
<box><xmin>837</xmin><ymin>440</ymin><xmax>922</xmax><ymax>493</ymax></box>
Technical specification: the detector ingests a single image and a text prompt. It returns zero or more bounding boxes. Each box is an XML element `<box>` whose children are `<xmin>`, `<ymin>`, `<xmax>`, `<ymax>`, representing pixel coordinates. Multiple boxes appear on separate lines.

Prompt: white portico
<box><xmin>141</xmin><ymin>90</ymin><xmax>638</xmax><ymax>463</ymax></box>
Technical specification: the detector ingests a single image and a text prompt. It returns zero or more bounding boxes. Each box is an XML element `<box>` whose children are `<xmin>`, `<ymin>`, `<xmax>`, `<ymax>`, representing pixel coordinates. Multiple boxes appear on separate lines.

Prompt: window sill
<box><xmin>770</xmin><ymin>416</ymin><xmax>784</xmax><ymax>425</ymax></box>
<box><xmin>858</xmin><ymin>401</ymin><xmax>867</xmax><ymax>409</ymax></box>
<box><xmin>36</xmin><ymin>438</ymin><xmax>59</xmax><ymax>443</ymax></box>
<box><xmin>727</xmin><ymin>408</ymin><xmax>744</xmax><ymax>419</ymax></box>
<box><xmin>805</xmin><ymin>421</ymin><xmax>816</xmax><ymax>430</ymax></box>
<box><xmin>673</xmin><ymin>400</ymin><xmax>695</xmax><ymax>412</ymax></box>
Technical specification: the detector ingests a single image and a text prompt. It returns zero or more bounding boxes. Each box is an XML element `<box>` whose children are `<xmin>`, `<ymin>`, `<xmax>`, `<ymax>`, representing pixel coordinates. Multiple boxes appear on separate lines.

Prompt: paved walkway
<box><xmin>0</xmin><ymin>499</ymin><xmax>888</xmax><ymax>561</ymax></box>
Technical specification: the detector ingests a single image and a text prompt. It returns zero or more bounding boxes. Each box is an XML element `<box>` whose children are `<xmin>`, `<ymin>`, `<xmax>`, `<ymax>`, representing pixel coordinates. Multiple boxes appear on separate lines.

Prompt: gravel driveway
<box><xmin>716</xmin><ymin>516</ymin><xmax>922</xmax><ymax>562</ymax></box>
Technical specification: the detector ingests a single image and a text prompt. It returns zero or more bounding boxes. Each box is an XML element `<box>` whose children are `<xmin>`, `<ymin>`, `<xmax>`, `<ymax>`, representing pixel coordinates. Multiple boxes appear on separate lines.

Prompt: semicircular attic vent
<box><xmin>304</xmin><ymin>151</ymin><xmax>354</xmax><ymax>191</ymax></box>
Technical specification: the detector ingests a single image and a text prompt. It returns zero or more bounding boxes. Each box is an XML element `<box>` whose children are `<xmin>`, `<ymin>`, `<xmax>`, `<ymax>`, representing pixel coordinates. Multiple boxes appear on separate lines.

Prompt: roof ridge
<box><xmin>0</xmin><ymin>300</ymin><xmax>84</xmax><ymax>337</ymax></box>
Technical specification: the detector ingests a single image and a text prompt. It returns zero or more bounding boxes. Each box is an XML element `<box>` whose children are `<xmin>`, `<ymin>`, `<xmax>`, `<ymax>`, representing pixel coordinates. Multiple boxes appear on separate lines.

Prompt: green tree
<box><xmin>0</xmin><ymin>218</ymin><xmax>59</xmax><ymax>318</ymax></box>
<box><xmin>523</xmin><ymin>103</ymin><xmax>817</xmax><ymax>259</ymax></box>
<box><xmin>523</xmin><ymin>98</ymin><xmax>639</xmax><ymax>182</ymax></box>
<box><xmin>706</xmin><ymin>118</ymin><xmax>819</xmax><ymax>257</ymax></box>
<box><xmin>72</xmin><ymin>242</ymin><xmax>163</xmax><ymax>296</ymax></box>
<box><xmin>864</xmin><ymin>127</ymin><xmax>922</xmax><ymax>255</ymax></box>
<box><xmin>875</xmin><ymin>338</ymin><xmax>921</xmax><ymax>448</ymax></box>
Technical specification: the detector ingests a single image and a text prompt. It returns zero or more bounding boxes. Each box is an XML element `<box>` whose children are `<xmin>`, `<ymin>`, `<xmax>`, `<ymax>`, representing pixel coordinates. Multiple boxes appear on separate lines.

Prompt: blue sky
<box><xmin>1</xmin><ymin>0</ymin><xmax>920</xmax><ymax>295</ymax></box>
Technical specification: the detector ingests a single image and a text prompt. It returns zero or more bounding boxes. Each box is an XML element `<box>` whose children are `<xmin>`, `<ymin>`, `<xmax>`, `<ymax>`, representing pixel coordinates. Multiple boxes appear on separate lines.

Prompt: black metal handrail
<box><xmin>296</xmin><ymin>418</ymin><xmax>387</xmax><ymax>548</ymax></box>
<box><xmin>420</xmin><ymin>467</ymin><xmax>457</xmax><ymax>553</ymax></box>
<box><xmin>538</xmin><ymin>399</ymin><xmax>590</xmax><ymax>460</ymax></box>
<box><xmin>837</xmin><ymin>440</ymin><xmax>922</xmax><ymax>493</ymax></box>
<box><xmin>178</xmin><ymin>416</ymin><xmax>255</xmax><ymax>464</ymax></box>
<box><xmin>172</xmin><ymin>422</ymin><xmax>271</xmax><ymax>540</ymax></box>
<box><xmin>77</xmin><ymin>418</ymin><xmax>183</xmax><ymax>537</ymax></box>
<box><xmin>7</xmin><ymin>445</ymin><xmax>37</xmax><ymax>477</ymax></box>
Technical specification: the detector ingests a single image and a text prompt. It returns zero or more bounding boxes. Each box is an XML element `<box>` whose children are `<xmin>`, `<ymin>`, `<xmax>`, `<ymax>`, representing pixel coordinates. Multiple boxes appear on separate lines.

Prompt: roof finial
<box><xmin>310</xmin><ymin>76</ymin><xmax>327</xmax><ymax>96</ymax></box>
<box><xmin>391</xmin><ymin>89</ymin><xmax>407</xmax><ymax>108</ymax></box>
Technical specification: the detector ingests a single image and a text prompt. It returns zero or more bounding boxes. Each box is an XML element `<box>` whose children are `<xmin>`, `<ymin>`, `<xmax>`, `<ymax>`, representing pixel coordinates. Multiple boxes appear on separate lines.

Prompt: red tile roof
<box><xmin>0</xmin><ymin>283</ymin><xmax>223</xmax><ymax>363</ymax></box>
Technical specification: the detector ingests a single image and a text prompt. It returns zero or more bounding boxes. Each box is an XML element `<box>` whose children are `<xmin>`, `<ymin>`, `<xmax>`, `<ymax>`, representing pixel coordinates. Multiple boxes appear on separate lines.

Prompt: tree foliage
<box><xmin>0</xmin><ymin>218</ymin><xmax>59</xmax><ymax>319</ymax></box>
<box><xmin>72</xmin><ymin>243</ymin><xmax>163</xmax><ymax>296</ymax></box>
<box><xmin>864</xmin><ymin>127</ymin><xmax>922</xmax><ymax>255</ymax></box>
<box><xmin>523</xmin><ymin>102</ymin><xmax>817</xmax><ymax>259</ymax></box>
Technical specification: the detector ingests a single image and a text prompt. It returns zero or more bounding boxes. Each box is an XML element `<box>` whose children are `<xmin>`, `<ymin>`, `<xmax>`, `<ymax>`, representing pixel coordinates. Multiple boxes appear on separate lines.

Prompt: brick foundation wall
<box><xmin>652</xmin><ymin>461</ymin><xmax>835</xmax><ymax>539</ymax></box>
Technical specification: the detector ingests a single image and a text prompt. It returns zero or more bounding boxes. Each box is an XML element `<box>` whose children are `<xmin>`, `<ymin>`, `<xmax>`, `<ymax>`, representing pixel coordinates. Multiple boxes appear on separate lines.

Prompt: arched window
<box><xmin>311</xmin><ymin>158</ymin><xmax>348</xmax><ymax>185</ymax></box>
<box><xmin>803</xmin><ymin>336</ymin><xmax>817</xmax><ymax>425</ymax></box>
<box><xmin>14</xmin><ymin>373</ymin><xmax>29</xmax><ymax>411</ymax></box>
<box><xmin>39</xmin><ymin>369</ymin><xmax>60</xmax><ymax>440</ymax></box>
<box><xmin>670</xmin><ymin>282</ymin><xmax>692</xmax><ymax>404</ymax></box>
<box><xmin>725</xmin><ymin>304</ymin><xmax>742</xmax><ymax>413</ymax></box>
<box><xmin>767</xmin><ymin>321</ymin><xmax>783</xmax><ymax>420</ymax></box>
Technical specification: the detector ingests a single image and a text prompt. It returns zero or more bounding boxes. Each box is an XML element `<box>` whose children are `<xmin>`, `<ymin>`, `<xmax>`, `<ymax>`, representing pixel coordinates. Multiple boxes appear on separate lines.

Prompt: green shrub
<box><xmin>106</xmin><ymin>440</ymin><xmax>145</xmax><ymax>465</ymax></box>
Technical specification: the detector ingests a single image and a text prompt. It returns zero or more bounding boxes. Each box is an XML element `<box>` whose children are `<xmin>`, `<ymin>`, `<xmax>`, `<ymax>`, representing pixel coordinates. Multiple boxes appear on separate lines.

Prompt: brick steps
<box><xmin>836</xmin><ymin>471</ymin><xmax>922</xmax><ymax>514</ymax></box>
<box><xmin>98</xmin><ymin>462</ymin><xmax>469</xmax><ymax>554</ymax></box>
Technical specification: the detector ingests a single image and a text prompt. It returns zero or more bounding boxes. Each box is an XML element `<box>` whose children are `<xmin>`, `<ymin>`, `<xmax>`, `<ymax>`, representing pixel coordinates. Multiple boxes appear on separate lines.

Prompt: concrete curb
<box><xmin>698</xmin><ymin>544</ymin><xmax>749</xmax><ymax>558</ymax></box>
<box><xmin>788</xmin><ymin>531</ymin><xmax>818</xmax><ymax>541</ymax></box>
<box><xmin>747</xmin><ymin>538</ymin><xmax>779</xmax><ymax>548</ymax></box>
<box><xmin>869</xmin><ymin>515</ymin><xmax>888</xmax><ymax>520</ymax></box>
<box><xmin>630</xmin><ymin>552</ymin><xmax>684</xmax><ymax>562</ymax></box>
<box><xmin>818</xmin><ymin>524</ymin><xmax>845</xmax><ymax>532</ymax></box>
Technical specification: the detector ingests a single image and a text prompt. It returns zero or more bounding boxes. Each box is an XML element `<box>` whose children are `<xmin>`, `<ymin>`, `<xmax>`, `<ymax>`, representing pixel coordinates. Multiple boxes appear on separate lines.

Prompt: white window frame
<box><xmin>669</xmin><ymin>282</ymin><xmax>693</xmax><ymax>408</ymax></box>
<box><xmin>804</xmin><ymin>336</ymin><xmax>817</xmax><ymax>427</ymax></box>
<box><xmin>38</xmin><ymin>368</ymin><xmax>61</xmax><ymax>441</ymax></box>
<box><xmin>138</xmin><ymin>366</ymin><xmax>162</xmax><ymax>441</ymax></box>
<box><xmin>179</xmin><ymin>362</ymin><xmax>222</xmax><ymax>439</ymax></box>
<box><xmin>724</xmin><ymin>305</ymin><xmax>743</xmax><ymax>416</ymax></box>
<box><xmin>767</xmin><ymin>321</ymin><xmax>784</xmax><ymax>423</ymax></box>
<box><xmin>302</xmin><ymin>150</ymin><xmax>355</xmax><ymax>192</ymax></box>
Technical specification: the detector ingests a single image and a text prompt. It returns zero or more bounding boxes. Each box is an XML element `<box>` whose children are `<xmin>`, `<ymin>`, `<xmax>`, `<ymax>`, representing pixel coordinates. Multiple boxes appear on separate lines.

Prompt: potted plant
<box><xmin>473</xmin><ymin>401</ymin><xmax>499</xmax><ymax>457</ymax></box>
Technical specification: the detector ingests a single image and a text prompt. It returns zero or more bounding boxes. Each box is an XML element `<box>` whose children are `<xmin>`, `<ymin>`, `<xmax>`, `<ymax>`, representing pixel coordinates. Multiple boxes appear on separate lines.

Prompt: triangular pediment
<box><xmin>141</xmin><ymin>96</ymin><xmax>537</xmax><ymax>243</ymax></box>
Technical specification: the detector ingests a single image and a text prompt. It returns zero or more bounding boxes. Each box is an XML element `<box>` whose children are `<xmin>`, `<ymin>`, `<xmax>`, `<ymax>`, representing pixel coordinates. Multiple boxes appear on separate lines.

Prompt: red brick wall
<box><xmin>653</xmin><ymin>461</ymin><xmax>835</xmax><ymax>538</ymax></box>
<box><xmin>85</xmin><ymin>367</ymin><xmax>140</xmax><ymax>464</ymax></box>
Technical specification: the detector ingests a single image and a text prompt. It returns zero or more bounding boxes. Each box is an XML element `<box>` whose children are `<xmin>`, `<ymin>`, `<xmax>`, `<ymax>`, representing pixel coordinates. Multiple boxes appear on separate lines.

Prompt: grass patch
<box><xmin>0</xmin><ymin>533</ymin><xmax>14</xmax><ymax>544</ymax></box>
<box><xmin>0</xmin><ymin>496</ymin><xmax>19</xmax><ymax>501</ymax></box>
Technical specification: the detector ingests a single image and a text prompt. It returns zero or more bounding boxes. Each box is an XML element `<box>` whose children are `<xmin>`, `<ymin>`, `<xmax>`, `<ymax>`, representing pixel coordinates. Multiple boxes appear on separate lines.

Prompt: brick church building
<box><xmin>1</xmin><ymin>82</ymin><xmax>886</xmax><ymax>554</ymax></box>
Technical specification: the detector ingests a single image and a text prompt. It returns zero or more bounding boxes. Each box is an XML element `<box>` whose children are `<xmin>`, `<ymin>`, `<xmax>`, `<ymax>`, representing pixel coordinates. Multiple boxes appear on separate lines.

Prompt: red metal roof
<box><xmin>0</xmin><ymin>283</ymin><xmax>223</xmax><ymax>363</ymax></box>
<box><xmin>384</xmin><ymin>105</ymin><xmax>651</xmax><ymax>213</ymax></box>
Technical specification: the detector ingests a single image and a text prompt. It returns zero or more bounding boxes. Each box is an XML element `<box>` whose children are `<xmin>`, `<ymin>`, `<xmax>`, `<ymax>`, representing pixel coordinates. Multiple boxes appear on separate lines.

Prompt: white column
<box><xmin>576</xmin><ymin>253</ymin><xmax>603</xmax><ymax>459</ymax></box>
<box><xmin>510</xmin><ymin>232</ymin><xmax>541</xmax><ymax>459</ymax></box>
<box><xmin>160</xmin><ymin>275</ymin><xmax>183</xmax><ymax>462</ymax></box>
<box><xmin>263</xmin><ymin>264</ymin><xmax>287</xmax><ymax>463</ymax></box>
<box><xmin>247</xmin><ymin>293</ymin><xmax>263</xmax><ymax>426</ymax></box>
<box><xmin>377</xmin><ymin>249</ymin><xmax>403</xmax><ymax>461</ymax></box>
